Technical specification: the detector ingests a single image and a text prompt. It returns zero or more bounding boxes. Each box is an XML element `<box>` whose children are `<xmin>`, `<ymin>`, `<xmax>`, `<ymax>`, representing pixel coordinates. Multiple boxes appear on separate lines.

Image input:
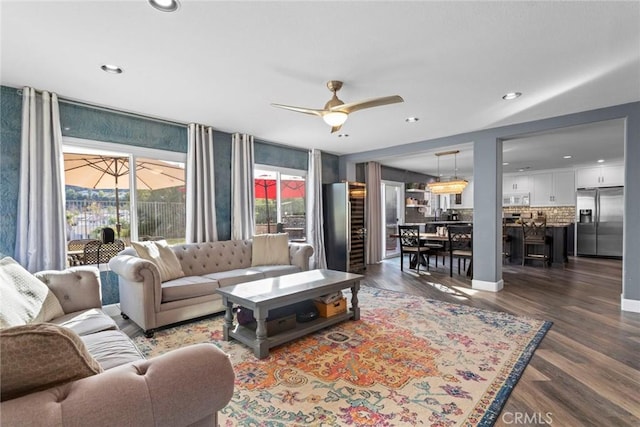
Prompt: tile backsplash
<box><xmin>406</xmin><ymin>206</ymin><xmax>576</xmax><ymax>224</ymax></box>
<box><xmin>503</xmin><ymin>206</ymin><xmax>576</xmax><ymax>224</ymax></box>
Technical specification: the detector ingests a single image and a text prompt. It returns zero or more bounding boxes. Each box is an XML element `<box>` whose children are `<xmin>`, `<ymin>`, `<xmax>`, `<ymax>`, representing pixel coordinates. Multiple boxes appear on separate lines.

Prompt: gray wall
<box><xmin>0</xmin><ymin>85</ymin><xmax>331</xmax><ymax>303</ymax></box>
<box><xmin>341</xmin><ymin>102</ymin><xmax>640</xmax><ymax>306</ymax></box>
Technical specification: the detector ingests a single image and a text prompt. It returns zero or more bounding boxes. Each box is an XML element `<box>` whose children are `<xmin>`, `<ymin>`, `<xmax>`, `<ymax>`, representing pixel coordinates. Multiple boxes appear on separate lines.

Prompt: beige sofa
<box><xmin>109</xmin><ymin>239</ymin><xmax>314</xmax><ymax>337</ymax></box>
<box><xmin>0</xmin><ymin>260</ymin><xmax>235</xmax><ymax>427</ymax></box>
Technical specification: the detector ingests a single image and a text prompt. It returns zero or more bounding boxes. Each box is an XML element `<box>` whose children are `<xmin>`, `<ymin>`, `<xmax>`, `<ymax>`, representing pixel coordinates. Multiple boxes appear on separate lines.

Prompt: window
<box><xmin>63</xmin><ymin>140</ymin><xmax>186</xmax><ymax>252</ymax></box>
<box><xmin>254</xmin><ymin>166</ymin><xmax>307</xmax><ymax>241</ymax></box>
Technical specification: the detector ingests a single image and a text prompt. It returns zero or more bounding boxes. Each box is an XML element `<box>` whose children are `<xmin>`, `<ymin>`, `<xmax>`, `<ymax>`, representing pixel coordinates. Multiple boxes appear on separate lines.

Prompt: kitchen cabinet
<box><xmin>575</xmin><ymin>164</ymin><xmax>624</xmax><ymax>188</ymax></box>
<box><xmin>530</xmin><ymin>170</ymin><xmax>575</xmax><ymax>206</ymax></box>
<box><xmin>503</xmin><ymin>174</ymin><xmax>530</xmax><ymax>192</ymax></box>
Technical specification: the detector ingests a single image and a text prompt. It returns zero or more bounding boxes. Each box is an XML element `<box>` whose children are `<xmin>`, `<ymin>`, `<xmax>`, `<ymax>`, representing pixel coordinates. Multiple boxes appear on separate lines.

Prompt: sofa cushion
<box><xmin>251</xmin><ymin>233</ymin><xmax>290</xmax><ymax>266</ymax></box>
<box><xmin>81</xmin><ymin>330</ymin><xmax>145</xmax><ymax>370</ymax></box>
<box><xmin>0</xmin><ymin>257</ymin><xmax>65</xmax><ymax>328</ymax></box>
<box><xmin>203</xmin><ymin>268</ymin><xmax>266</xmax><ymax>287</ymax></box>
<box><xmin>161</xmin><ymin>276</ymin><xmax>220</xmax><ymax>303</ymax></box>
<box><xmin>131</xmin><ymin>240</ymin><xmax>185</xmax><ymax>282</ymax></box>
<box><xmin>0</xmin><ymin>323</ymin><xmax>103</xmax><ymax>401</ymax></box>
<box><xmin>50</xmin><ymin>308</ymin><xmax>117</xmax><ymax>336</ymax></box>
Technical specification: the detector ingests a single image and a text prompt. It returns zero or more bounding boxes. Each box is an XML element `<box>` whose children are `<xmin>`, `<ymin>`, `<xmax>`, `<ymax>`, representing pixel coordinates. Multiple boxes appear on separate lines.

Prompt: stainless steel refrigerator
<box><xmin>323</xmin><ymin>182</ymin><xmax>367</xmax><ymax>272</ymax></box>
<box><xmin>576</xmin><ymin>187</ymin><xmax>623</xmax><ymax>257</ymax></box>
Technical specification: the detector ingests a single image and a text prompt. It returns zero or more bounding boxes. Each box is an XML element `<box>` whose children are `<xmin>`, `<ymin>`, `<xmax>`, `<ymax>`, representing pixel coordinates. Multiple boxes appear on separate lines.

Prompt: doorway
<box><xmin>382</xmin><ymin>180</ymin><xmax>404</xmax><ymax>258</ymax></box>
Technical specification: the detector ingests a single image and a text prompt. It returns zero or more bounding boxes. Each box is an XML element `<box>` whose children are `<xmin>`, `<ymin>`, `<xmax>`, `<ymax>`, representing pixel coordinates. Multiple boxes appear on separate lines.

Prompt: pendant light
<box><xmin>427</xmin><ymin>150</ymin><xmax>468</xmax><ymax>194</ymax></box>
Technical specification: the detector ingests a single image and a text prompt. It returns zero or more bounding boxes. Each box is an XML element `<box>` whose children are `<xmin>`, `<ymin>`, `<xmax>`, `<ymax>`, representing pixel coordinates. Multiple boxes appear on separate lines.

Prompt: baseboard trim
<box><xmin>621</xmin><ymin>295</ymin><xmax>640</xmax><ymax>313</ymax></box>
<box><xmin>472</xmin><ymin>279</ymin><xmax>504</xmax><ymax>292</ymax></box>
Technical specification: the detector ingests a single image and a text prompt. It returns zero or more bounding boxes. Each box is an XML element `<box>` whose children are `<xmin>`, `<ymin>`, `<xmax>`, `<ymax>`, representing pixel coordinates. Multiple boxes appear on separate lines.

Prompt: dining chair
<box><xmin>502</xmin><ymin>222</ymin><xmax>512</xmax><ymax>264</ymax></box>
<box><xmin>522</xmin><ymin>219</ymin><xmax>550</xmax><ymax>266</ymax></box>
<box><xmin>398</xmin><ymin>225</ymin><xmax>437</xmax><ymax>274</ymax></box>
<box><xmin>448</xmin><ymin>225</ymin><xmax>473</xmax><ymax>277</ymax></box>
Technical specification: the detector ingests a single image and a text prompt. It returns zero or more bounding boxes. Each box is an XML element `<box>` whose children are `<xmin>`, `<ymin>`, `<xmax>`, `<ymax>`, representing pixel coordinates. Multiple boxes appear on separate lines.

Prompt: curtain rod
<box><xmin>14</xmin><ymin>87</ymin><xmax>188</xmax><ymax>128</ymax></box>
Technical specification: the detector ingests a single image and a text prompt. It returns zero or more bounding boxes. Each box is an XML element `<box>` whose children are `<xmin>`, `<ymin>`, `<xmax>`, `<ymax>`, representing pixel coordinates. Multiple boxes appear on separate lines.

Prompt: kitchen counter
<box><xmin>504</xmin><ymin>223</ymin><xmax>573</xmax><ymax>267</ymax></box>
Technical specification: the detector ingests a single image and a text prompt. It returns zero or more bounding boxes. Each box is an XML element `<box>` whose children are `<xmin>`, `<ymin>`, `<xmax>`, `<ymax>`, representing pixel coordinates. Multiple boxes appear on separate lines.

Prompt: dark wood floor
<box><xmin>112</xmin><ymin>256</ymin><xmax>640</xmax><ymax>426</ymax></box>
<box><xmin>366</xmin><ymin>256</ymin><xmax>640</xmax><ymax>427</ymax></box>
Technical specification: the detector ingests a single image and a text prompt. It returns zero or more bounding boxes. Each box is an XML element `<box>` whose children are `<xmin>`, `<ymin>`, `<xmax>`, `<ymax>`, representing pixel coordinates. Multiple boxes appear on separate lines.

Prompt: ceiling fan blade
<box><xmin>331</xmin><ymin>95</ymin><xmax>404</xmax><ymax>114</ymax></box>
<box><xmin>330</xmin><ymin>124</ymin><xmax>343</xmax><ymax>134</ymax></box>
<box><xmin>271</xmin><ymin>103</ymin><xmax>325</xmax><ymax>117</ymax></box>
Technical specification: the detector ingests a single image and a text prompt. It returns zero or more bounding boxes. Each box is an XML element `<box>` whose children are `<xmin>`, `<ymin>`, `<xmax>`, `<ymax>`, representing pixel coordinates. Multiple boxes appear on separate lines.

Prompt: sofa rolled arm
<box><xmin>288</xmin><ymin>242</ymin><xmax>314</xmax><ymax>271</ymax></box>
<box><xmin>34</xmin><ymin>267</ymin><xmax>102</xmax><ymax>314</ymax></box>
<box><xmin>0</xmin><ymin>343</ymin><xmax>235</xmax><ymax>427</ymax></box>
<box><xmin>108</xmin><ymin>255</ymin><xmax>160</xmax><ymax>283</ymax></box>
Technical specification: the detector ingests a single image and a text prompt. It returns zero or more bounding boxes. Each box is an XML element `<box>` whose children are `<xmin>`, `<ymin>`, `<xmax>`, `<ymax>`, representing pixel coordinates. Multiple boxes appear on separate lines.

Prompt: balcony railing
<box><xmin>66</xmin><ymin>199</ymin><xmax>185</xmax><ymax>242</ymax></box>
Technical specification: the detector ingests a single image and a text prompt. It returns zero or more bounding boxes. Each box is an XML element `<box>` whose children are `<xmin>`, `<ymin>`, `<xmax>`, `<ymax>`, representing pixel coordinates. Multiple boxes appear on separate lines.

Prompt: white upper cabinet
<box><xmin>530</xmin><ymin>170</ymin><xmax>575</xmax><ymax>206</ymax></box>
<box><xmin>503</xmin><ymin>174</ymin><xmax>530</xmax><ymax>192</ymax></box>
<box><xmin>576</xmin><ymin>164</ymin><xmax>624</xmax><ymax>188</ymax></box>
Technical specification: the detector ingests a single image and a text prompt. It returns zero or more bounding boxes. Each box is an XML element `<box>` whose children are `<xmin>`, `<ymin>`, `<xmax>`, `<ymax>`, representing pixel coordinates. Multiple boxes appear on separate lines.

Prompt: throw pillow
<box><xmin>0</xmin><ymin>323</ymin><xmax>103</xmax><ymax>401</ymax></box>
<box><xmin>130</xmin><ymin>240</ymin><xmax>185</xmax><ymax>282</ymax></box>
<box><xmin>251</xmin><ymin>233</ymin><xmax>290</xmax><ymax>266</ymax></box>
<box><xmin>0</xmin><ymin>257</ymin><xmax>65</xmax><ymax>329</ymax></box>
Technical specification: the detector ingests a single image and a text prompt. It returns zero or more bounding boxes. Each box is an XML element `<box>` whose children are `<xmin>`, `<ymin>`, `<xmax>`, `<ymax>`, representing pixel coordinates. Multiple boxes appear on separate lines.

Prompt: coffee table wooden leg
<box><xmin>254</xmin><ymin>307</ymin><xmax>269</xmax><ymax>358</ymax></box>
<box><xmin>222</xmin><ymin>298</ymin><xmax>233</xmax><ymax>341</ymax></box>
<box><xmin>351</xmin><ymin>281</ymin><xmax>360</xmax><ymax>320</ymax></box>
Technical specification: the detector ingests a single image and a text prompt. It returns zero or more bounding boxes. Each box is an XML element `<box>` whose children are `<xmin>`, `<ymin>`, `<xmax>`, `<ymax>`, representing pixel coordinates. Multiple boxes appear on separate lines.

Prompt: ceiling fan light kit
<box><xmin>426</xmin><ymin>150</ymin><xmax>469</xmax><ymax>194</ymax></box>
<box><xmin>323</xmin><ymin>111</ymin><xmax>348</xmax><ymax>126</ymax></box>
<box><xmin>271</xmin><ymin>80</ymin><xmax>404</xmax><ymax>133</ymax></box>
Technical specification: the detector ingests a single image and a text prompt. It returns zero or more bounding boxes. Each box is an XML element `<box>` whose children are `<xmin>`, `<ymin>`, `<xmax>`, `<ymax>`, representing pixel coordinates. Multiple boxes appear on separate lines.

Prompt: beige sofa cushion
<box><xmin>251</xmin><ymin>233</ymin><xmax>290</xmax><ymax>266</ymax></box>
<box><xmin>131</xmin><ymin>240</ymin><xmax>185</xmax><ymax>282</ymax></box>
<box><xmin>0</xmin><ymin>257</ymin><xmax>65</xmax><ymax>328</ymax></box>
<box><xmin>0</xmin><ymin>323</ymin><xmax>103</xmax><ymax>401</ymax></box>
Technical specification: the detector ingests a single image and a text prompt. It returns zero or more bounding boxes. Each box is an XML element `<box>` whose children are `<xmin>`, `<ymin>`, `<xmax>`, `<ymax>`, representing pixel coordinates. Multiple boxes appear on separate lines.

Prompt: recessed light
<box><xmin>148</xmin><ymin>0</ymin><xmax>180</xmax><ymax>12</ymax></box>
<box><xmin>503</xmin><ymin>162</ymin><xmax>509</xmax><ymax>166</ymax></box>
<box><xmin>63</xmin><ymin>127</ymin><xmax>70</xmax><ymax>131</ymax></box>
<box><xmin>101</xmin><ymin>64</ymin><xmax>123</xmax><ymax>74</ymax></box>
<box><xmin>597</xmin><ymin>159</ymin><xmax>605</xmax><ymax>163</ymax></box>
<box><xmin>338</xmin><ymin>134</ymin><xmax>349</xmax><ymax>138</ymax></box>
<box><xmin>502</xmin><ymin>92</ymin><xmax>522</xmax><ymax>100</ymax></box>
<box><xmin>405</xmin><ymin>117</ymin><xmax>419</xmax><ymax>123</ymax></box>
<box><xmin>563</xmin><ymin>155</ymin><xmax>572</xmax><ymax>159</ymax></box>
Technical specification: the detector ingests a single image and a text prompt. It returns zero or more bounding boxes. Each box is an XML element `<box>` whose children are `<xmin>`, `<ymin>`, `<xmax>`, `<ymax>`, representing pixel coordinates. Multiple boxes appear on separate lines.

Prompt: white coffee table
<box><xmin>216</xmin><ymin>269</ymin><xmax>362</xmax><ymax>358</ymax></box>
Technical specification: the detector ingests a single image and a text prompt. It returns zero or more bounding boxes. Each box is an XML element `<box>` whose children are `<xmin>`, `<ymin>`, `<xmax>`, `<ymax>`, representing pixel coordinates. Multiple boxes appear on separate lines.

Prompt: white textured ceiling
<box><xmin>1</xmin><ymin>1</ymin><xmax>638</xmax><ymax>176</ymax></box>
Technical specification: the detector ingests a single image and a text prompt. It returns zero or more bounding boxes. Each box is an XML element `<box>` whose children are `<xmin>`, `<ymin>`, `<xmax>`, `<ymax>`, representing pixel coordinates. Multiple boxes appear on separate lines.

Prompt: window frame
<box><xmin>254</xmin><ymin>164</ymin><xmax>307</xmax><ymax>238</ymax></box>
<box><xmin>62</xmin><ymin>137</ymin><xmax>187</xmax><ymax>242</ymax></box>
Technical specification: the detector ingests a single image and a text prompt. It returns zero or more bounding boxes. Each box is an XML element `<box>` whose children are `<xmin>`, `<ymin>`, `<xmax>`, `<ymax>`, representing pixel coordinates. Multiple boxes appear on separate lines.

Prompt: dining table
<box><xmin>389</xmin><ymin>232</ymin><xmax>449</xmax><ymax>269</ymax></box>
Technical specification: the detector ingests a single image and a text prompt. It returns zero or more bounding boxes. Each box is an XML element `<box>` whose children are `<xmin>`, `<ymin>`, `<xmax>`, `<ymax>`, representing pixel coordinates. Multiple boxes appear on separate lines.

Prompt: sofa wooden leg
<box><xmin>121</xmin><ymin>312</ymin><xmax>129</xmax><ymax>320</ymax></box>
<box><xmin>144</xmin><ymin>329</ymin><xmax>155</xmax><ymax>338</ymax></box>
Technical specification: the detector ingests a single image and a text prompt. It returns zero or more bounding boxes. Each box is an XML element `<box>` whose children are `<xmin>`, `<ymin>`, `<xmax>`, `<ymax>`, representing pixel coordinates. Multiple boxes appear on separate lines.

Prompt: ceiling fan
<box><xmin>271</xmin><ymin>80</ymin><xmax>404</xmax><ymax>133</ymax></box>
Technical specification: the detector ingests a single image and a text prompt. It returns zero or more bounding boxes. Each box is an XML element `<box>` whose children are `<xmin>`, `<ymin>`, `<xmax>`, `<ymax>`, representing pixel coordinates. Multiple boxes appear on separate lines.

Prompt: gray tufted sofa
<box><xmin>109</xmin><ymin>239</ymin><xmax>314</xmax><ymax>337</ymax></box>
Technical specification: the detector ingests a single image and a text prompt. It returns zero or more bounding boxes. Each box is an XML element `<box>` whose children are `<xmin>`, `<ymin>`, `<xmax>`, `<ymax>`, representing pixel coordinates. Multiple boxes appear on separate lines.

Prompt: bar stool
<box><xmin>521</xmin><ymin>219</ymin><xmax>551</xmax><ymax>266</ymax></box>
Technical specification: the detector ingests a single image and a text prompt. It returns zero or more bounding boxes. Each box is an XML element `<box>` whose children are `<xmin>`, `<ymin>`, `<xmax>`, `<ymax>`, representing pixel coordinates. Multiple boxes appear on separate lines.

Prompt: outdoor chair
<box><xmin>83</xmin><ymin>239</ymin><xmax>125</xmax><ymax>267</ymax></box>
<box><xmin>67</xmin><ymin>239</ymin><xmax>100</xmax><ymax>266</ymax></box>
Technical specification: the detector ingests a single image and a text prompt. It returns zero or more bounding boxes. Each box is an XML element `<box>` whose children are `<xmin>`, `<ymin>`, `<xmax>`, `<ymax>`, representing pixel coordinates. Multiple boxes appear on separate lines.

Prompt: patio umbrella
<box><xmin>64</xmin><ymin>154</ymin><xmax>185</xmax><ymax>237</ymax></box>
<box><xmin>254</xmin><ymin>179</ymin><xmax>305</xmax><ymax>232</ymax></box>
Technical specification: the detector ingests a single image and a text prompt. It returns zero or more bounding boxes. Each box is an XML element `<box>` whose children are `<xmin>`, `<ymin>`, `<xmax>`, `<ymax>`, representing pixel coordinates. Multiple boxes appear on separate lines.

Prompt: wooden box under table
<box><xmin>314</xmin><ymin>298</ymin><xmax>347</xmax><ymax>318</ymax></box>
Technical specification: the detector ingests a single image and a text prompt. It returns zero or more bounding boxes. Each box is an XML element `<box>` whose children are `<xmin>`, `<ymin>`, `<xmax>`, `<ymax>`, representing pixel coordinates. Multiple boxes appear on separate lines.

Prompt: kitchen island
<box><xmin>504</xmin><ymin>223</ymin><xmax>573</xmax><ymax>267</ymax></box>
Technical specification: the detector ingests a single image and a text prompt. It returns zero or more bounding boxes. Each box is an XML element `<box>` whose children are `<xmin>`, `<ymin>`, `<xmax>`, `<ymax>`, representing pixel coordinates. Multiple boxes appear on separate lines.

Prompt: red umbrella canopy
<box><xmin>254</xmin><ymin>179</ymin><xmax>305</xmax><ymax>199</ymax></box>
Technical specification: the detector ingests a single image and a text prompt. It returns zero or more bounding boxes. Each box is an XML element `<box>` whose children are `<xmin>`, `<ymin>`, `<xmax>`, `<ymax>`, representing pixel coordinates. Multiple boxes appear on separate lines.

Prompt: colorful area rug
<box><xmin>133</xmin><ymin>286</ymin><xmax>551</xmax><ymax>426</ymax></box>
